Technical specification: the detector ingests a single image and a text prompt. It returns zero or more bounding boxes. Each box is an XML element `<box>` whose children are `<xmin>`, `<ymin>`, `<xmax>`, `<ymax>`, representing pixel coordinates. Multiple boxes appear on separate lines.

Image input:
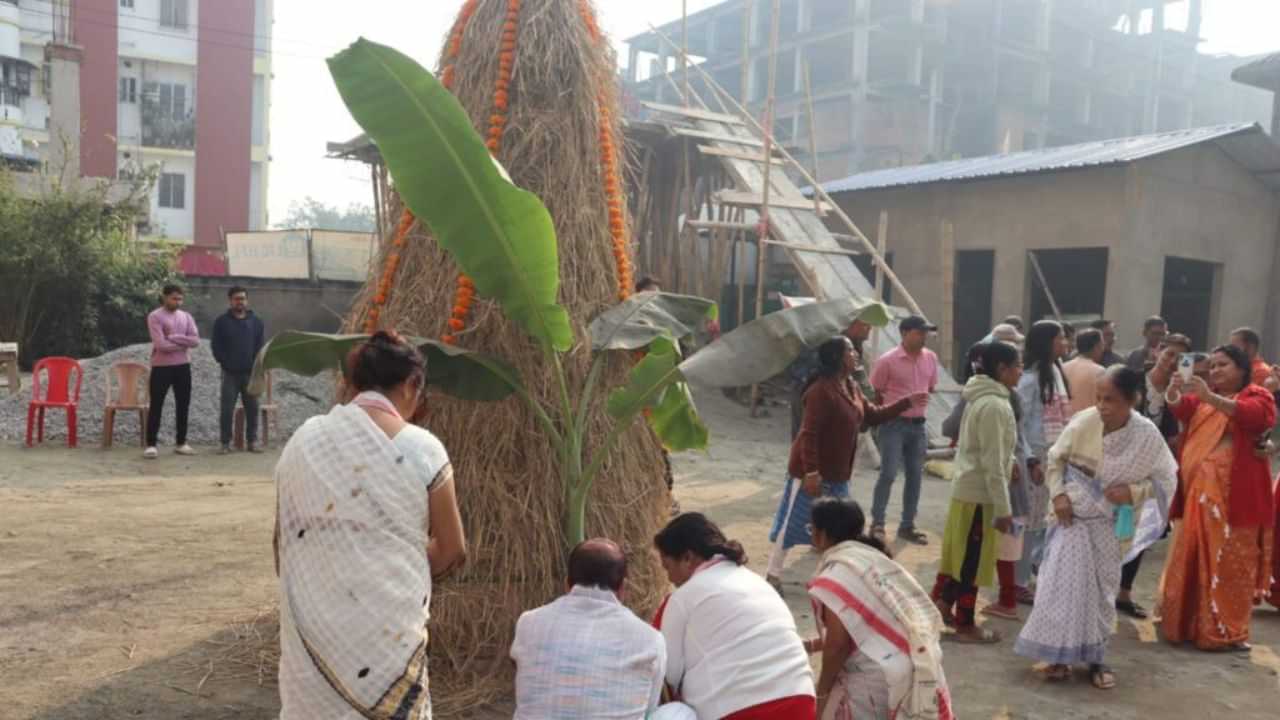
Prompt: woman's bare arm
<box><xmin>426</xmin><ymin>475</ymin><xmax>466</xmax><ymax>579</ymax></box>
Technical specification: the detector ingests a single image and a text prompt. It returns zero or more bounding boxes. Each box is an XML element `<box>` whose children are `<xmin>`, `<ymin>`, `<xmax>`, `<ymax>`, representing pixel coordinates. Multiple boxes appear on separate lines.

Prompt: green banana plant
<box><xmin>291</xmin><ymin>38</ymin><xmax>894</xmax><ymax>546</ymax></box>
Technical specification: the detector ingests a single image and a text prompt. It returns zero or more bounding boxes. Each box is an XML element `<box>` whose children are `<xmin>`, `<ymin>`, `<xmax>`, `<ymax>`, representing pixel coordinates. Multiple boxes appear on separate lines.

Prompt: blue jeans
<box><xmin>872</xmin><ymin>418</ymin><xmax>927</xmax><ymax>530</ymax></box>
<box><xmin>219</xmin><ymin>371</ymin><xmax>259</xmax><ymax>447</ymax></box>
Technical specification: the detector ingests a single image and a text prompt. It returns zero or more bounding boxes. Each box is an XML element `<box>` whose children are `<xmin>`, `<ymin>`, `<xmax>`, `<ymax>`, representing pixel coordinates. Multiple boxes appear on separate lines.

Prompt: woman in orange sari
<box><xmin>1161</xmin><ymin>345</ymin><xmax>1276</xmax><ymax>652</ymax></box>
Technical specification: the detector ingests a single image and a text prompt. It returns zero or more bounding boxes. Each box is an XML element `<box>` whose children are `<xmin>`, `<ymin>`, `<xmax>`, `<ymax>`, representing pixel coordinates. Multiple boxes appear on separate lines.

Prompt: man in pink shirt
<box><xmin>144</xmin><ymin>284</ymin><xmax>201</xmax><ymax>459</ymax></box>
<box><xmin>869</xmin><ymin>315</ymin><xmax>937</xmax><ymax>544</ymax></box>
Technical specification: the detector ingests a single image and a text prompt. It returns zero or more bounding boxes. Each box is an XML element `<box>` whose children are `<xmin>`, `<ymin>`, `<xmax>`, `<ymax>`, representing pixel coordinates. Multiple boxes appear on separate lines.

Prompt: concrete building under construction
<box><xmin>624</xmin><ymin>0</ymin><xmax>1275</xmax><ymax>182</ymax></box>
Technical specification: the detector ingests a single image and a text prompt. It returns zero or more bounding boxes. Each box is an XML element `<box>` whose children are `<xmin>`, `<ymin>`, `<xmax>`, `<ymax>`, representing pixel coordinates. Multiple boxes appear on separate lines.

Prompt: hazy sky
<box><xmin>266</xmin><ymin>0</ymin><xmax>1280</xmax><ymax>224</ymax></box>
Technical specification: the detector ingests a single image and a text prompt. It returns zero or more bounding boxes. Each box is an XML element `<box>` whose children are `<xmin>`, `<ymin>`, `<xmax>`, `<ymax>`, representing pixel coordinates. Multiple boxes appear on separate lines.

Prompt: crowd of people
<box><xmin>268</xmin><ymin>308</ymin><xmax>1280</xmax><ymax>718</ymax></box>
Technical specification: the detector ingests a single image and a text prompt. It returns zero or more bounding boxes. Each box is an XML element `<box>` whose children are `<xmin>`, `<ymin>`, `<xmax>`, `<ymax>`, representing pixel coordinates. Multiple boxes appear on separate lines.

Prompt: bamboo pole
<box><xmin>740</xmin><ymin>0</ymin><xmax>752</xmax><ymax>104</ymax></box>
<box><xmin>869</xmin><ymin>210</ymin><xmax>888</xmax><ymax>363</ymax></box>
<box><xmin>750</xmin><ymin>0</ymin><xmax>782</xmax><ymax>418</ymax></box>
<box><xmin>802</xmin><ymin>61</ymin><xmax>821</xmax><ymax>216</ymax></box>
<box><xmin>682</xmin><ymin>0</ymin><xmax>690</xmax><ymax>106</ymax></box>
<box><xmin>645</xmin><ymin>24</ymin><xmax>928</xmax><ymax>319</ymax></box>
<box><xmin>1027</xmin><ymin>250</ymin><xmax>1064</xmax><ymax>322</ymax></box>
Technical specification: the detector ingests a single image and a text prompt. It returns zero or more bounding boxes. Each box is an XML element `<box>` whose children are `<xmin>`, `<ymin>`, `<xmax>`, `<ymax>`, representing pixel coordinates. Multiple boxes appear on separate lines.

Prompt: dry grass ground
<box><xmin>1</xmin><ymin>386</ymin><xmax>1278</xmax><ymax>718</ymax></box>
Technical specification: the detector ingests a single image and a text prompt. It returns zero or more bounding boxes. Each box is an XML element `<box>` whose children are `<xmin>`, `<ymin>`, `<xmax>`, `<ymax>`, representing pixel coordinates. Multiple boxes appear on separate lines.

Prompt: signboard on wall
<box><xmin>226</xmin><ymin>230</ymin><xmax>310</xmax><ymax>279</ymax></box>
<box><xmin>312</xmin><ymin>230</ymin><xmax>376</xmax><ymax>282</ymax></box>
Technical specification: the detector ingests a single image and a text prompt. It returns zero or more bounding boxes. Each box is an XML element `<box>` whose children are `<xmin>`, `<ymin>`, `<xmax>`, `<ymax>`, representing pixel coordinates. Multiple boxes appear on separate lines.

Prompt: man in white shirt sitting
<box><xmin>511</xmin><ymin>539</ymin><xmax>694</xmax><ymax>720</ymax></box>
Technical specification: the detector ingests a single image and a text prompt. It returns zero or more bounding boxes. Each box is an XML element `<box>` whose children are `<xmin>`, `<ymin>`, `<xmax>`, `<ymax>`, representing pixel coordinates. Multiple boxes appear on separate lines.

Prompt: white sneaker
<box><xmin>175</xmin><ymin>444</ymin><xmax>197</xmax><ymax>456</ymax></box>
<box><xmin>143</xmin><ymin>447</ymin><xmax>159</xmax><ymax>459</ymax></box>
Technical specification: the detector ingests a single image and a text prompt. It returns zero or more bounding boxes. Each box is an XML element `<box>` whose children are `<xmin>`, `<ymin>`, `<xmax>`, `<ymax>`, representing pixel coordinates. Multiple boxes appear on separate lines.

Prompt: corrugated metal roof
<box><xmin>817</xmin><ymin>123</ymin><xmax>1280</xmax><ymax>195</ymax></box>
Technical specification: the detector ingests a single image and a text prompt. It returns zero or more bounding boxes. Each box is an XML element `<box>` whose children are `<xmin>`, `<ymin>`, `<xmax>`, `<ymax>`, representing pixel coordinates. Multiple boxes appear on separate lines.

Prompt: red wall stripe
<box><xmin>74</xmin><ymin>0</ymin><xmax>118</xmax><ymax>178</ymax></box>
<box><xmin>194</xmin><ymin>0</ymin><xmax>255</xmax><ymax>253</ymax></box>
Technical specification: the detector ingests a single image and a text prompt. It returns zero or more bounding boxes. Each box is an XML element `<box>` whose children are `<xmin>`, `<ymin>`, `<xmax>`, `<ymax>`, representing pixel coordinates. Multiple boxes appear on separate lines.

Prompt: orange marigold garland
<box><xmin>438</xmin><ymin>0</ymin><xmax>488</xmax><ymax>345</ymax></box>
<box><xmin>575</xmin><ymin>2</ymin><xmax>631</xmax><ymax>300</ymax></box>
<box><xmin>365</xmin><ymin>208</ymin><xmax>416</xmax><ymax>333</ymax></box>
<box><xmin>598</xmin><ymin>96</ymin><xmax>632</xmax><ymax>301</ymax></box>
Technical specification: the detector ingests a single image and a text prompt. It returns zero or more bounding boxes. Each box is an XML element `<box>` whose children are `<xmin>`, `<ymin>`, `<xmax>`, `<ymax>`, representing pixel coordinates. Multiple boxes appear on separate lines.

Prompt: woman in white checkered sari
<box><xmin>274</xmin><ymin>333</ymin><xmax>466</xmax><ymax>719</ymax></box>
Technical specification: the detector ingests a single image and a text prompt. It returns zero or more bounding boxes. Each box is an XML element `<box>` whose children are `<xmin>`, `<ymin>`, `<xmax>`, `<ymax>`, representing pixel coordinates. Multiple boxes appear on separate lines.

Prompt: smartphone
<box><xmin>1178</xmin><ymin>354</ymin><xmax>1194</xmax><ymax>382</ymax></box>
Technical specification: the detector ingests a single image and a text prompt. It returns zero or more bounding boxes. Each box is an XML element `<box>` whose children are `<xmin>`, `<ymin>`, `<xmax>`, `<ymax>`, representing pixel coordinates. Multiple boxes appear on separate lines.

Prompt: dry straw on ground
<box><xmin>341</xmin><ymin>1</ymin><xmax>670</xmax><ymax>711</ymax></box>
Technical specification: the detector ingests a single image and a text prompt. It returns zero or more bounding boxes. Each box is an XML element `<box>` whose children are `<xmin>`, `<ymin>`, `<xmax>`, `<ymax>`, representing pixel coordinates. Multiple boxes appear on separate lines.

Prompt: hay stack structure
<box><xmin>343</xmin><ymin>0</ymin><xmax>669</xmax><ymax>709</ymax></box>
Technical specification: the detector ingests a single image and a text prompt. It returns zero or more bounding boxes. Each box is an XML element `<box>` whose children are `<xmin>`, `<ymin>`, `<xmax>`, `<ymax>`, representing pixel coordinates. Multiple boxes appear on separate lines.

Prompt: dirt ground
<box><xmin>2</xmin><ymin>386</ymin><xmax>1279</xmax><ymax>719</ymax></box>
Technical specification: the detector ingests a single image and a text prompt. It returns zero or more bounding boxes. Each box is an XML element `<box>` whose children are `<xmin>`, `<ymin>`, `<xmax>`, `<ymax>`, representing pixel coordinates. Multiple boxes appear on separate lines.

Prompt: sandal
<box><xmin>1115</xmin><ymin>599</ymin><xmax>1149</xmax><ymax>620</ymax></box>
<box><xmin>1045</xmin><ymin>664</ymin><xmax>1072</xmax><ymax>682</ymax></box>
<box><xmin>766</xmin><ymin>574</ymin><xmax>785</xmax><ymax>598</ymax></box>
<box><xmin>897</xmin><ymin>527</ymin><xmax>929</xmax><ymax>546</ymax></box>
<box><xmin>1089</xmin><ymin>664</ymin><xmax>1116</xmax><ymax>690</ymax></box>
<box><xmin>947</xmin><ymin>626</ymin><xmax>1002</xmax><ymax>644</ymax></box>
<box><xmin>933</xmin><ymin>597</ymin><xmax>956</xmax><ymax>628</ymax></box>
<box><xmin>870</xmin><ymin>525</ymin><xmax>888</xmax><ymax>544</ymax></box>
<box><xmin>981</xmin><ymin>603</ymin><xmax>1019</xmax><ymax>620</ymax></box>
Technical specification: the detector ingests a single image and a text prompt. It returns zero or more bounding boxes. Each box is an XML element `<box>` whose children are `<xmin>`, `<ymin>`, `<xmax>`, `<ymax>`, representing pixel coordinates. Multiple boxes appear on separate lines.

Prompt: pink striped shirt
<box><xmin>148</xmin><ymin>308</ymin><xmax>200</xmax><ymax>367</ymax></box>
<box><xmin>870</xmin><ymin>345</ymin><xmax>938</xmax><ymax>419</ymax></box>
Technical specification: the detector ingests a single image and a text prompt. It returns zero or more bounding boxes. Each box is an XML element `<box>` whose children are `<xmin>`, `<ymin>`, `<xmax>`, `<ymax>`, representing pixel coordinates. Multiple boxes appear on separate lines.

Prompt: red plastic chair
<box><xmin>26</xmin><ymin>356</ymin><xmax>84</xmax><ymax>448</ymax></box>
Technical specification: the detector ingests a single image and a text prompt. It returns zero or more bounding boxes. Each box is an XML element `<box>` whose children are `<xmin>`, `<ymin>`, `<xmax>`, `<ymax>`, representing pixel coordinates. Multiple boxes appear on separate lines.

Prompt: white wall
<box><xmin>20</xmin><ymin>42</ymin><xmax>48</xmax><ymax>135</ymax></box>
<box><xmin>254</xmin><ymin>0</ymin><xmax>271</xmax><ymax>56</ymax></box>
<box><xmin>251</xmin><ymin>73</ymin><xmax>265</xmax><ymax>146</ymax></box>
<box><xmin>19</xmin><ymin>1</ymin><xmax>55</xmax><ymax>45</ymax></box>
<box><xmin>249</xmin><ymin>160</ymin><xmax>264</xmax><ymax>231</ymax></box>
<box><xmin>139</xmin><ymin>153</ymin><xmax>195</xmax><ymax>242</ymax></box>
<box><xmin>119</xmin><ymin>0</ymin><xmax>200</xmax><ymax>66</ymax></box>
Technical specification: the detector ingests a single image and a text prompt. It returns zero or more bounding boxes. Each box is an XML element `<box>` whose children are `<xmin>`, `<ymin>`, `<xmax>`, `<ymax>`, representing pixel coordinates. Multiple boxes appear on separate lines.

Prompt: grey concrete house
<box><xmin>815</xmin><ymin>123</ymin><xmax>1280</xmax><ymax>371</ymax></box>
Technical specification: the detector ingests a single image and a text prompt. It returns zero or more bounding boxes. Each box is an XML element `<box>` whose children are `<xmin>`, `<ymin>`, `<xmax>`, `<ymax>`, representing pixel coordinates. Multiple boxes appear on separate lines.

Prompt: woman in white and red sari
<box><xmin>806</xmin><ymin>498</ymin><xmax>954</xmax><ymax>720</ymax></box>
<box><xmin>652</xmin><ymin>513</ymin><xmax>816</xmax><ymax>719</ymax></box>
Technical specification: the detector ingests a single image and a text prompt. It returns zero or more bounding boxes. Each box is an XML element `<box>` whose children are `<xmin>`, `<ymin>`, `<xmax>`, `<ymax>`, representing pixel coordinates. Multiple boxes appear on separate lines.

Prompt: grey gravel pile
<box><xmin>0</xmin><ymin>341</ymin><xmax>336</xmax><ymax>447</ymax></box>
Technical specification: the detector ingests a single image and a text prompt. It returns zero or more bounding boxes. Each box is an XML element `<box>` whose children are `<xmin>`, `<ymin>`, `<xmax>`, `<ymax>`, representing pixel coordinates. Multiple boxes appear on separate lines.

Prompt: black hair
<box><xmin>961</xmin><ymin>341</ymin><xmax>985</xmax><ymax>382</ymax></box>
<box><xmin>1076</xmin><ymin>328</ymin><xmax>1103</xmax><ymax>355</ymax></box>
<box><xmin>1063</xmin><ymin>324</ymin><xmax>1077</xmax><ymax>339</ymax></box>
<box><xmin>635</xmin><ymin>276</ymin><xmax>660</xmax><ymax>292</ymax></box>
<box><xmin>567</xmin><ymin>540</ymin><xmax>627</xmax><ymax>592</ymax></box>
<box><xmin>346</xmin><ymin>331</ymin><xmax>426</xmax><ymax>394</ymax></box>
<box><xmin>653</xmin><ymin>512</ymin><xmax>747</xmax><ymax>566</ymax></box>
<box><xmin>1101</xmin><ymin>365</ymin><xmax>1144</xmax><ymax>404</ymax></box>
<box><xmin>162</xmin><ymin>283</ymin><xmax>184</xmax><ymax>297</ymax></box>
<box><xmin>227</xmin><ymin>285</ymin><xmax>248</xmax><ymax>299</ymax></box>
<box><xmin>1088</xmin><ymin>319</ymin><xmax>1113</xmax><ymax>331</ymax></box>
<box><xmin>1025</xmin><ymin>320</ymin><xmax>1069</xmax><ymax>404</ymax></box>
<box><xmin>1230</xmin><ymin>327</ymin><xmax>1261</xmax><ymax>351</ymax></box>
<box><xmin>977</xmin><ymin>340</ymin><xmax>1020</xmax><ymax>379</ymax></box>
<box><xmin>1211</xmin><ymin>344</ymin><xmax>1252</xmax><ymax>392</ymax></box>
<box><xmin>1143</xmin><ymin>316</ymin><xmax>1168</xmax><ymax>333</ymax></box>
<box><xmin>803</xmin><ymin>336</ymin><xmax>853</xmax><ymax>394</ymax></box>
<box><xmin>810</xmin><ymin>498</ymin><xmax>889</xmax><ymax>556</ymax></box>
<box><xmin>1001</xmin><ymin>315</ymin><xmax>1025</xmax><ymax>333</ymax></box>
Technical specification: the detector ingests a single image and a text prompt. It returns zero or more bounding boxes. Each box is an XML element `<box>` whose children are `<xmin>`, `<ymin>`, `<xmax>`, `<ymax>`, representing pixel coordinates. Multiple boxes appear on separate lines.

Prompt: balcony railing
<box><xmin>141</xmin><ymin>101</ymin><xmax>195</xmax><ymax>150</ymax></box>
<box><xmin>0</xmin><ymin>84</ymin><xmax>21</xmax><ymax>107</ymax></box>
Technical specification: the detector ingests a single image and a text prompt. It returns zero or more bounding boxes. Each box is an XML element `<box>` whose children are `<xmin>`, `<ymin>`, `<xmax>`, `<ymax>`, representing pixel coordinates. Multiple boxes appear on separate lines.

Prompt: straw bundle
<box><xmin>344</xmin><ymin>1</ymin><xmax>669</xmax><ymax>710</ymax></box>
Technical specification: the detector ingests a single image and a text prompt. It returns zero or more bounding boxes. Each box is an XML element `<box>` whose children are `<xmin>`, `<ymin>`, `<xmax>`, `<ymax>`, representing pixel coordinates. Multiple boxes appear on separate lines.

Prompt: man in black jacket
<box><xmin>212</xmin><ymin>286</ymin><xmax>266</xmax><ymax>454</ymax></box>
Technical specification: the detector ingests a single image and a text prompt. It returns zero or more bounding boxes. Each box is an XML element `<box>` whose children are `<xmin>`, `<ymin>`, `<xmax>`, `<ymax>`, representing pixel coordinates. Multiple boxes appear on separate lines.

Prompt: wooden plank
<box><xmin>715</xmin><ymin>190</ymin><xmax>832</xmax><ymax>212</ymax></box>
<box><xmin>764</xmin><ymin>239</ymin><xmax>864</xmax><ymax>257</ymax></box>
<box><xmin>697</xmin><ymin>145</ymin><xmax>784</xmax><ymax>164</ymax></box>
<box><xmin>672</xmin><ymin>127</ymin><xmax>765</xmax><ymax>146</ymax></box>
<box><xmin>686</xmin><ymin>219</ymin><xmax>758</xmax><ymax>233</ymax></box>
<box><xmin>642</xmin><ymin>101</ymin><xmax>744</xmax><ymax>125</ymax></box>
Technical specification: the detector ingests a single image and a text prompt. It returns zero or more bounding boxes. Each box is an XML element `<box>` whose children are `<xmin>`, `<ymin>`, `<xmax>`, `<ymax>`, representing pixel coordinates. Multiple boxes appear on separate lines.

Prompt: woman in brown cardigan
<box><xmin>766</xmin><ymin>336</ymin><xmax>926</xmax><ymax>594</ymax></box>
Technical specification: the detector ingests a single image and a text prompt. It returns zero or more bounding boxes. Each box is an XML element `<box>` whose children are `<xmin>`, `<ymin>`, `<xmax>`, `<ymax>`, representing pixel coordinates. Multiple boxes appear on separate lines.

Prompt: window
<box><xmin>120</xmin><ymin>0</ymin><xmax>135</xmax><ymax>8</ymax></box>
<box><xmin>160</xmin><ymin>0</ymin><xmax>189</xmax><ymax>31</ymax></box>
<box><xmin>144</xmin><ymin>81</ymin><xmax>187</xmax><ymax>119</ymax></box>
<box><xmin>158</xmin><ymin>172</ymin><xmax>185</xmax><ymax>209</ymax></box>
<box><xmin>119</xmin><ymin>77</ymin><xmax>137</xmax><ymax>104</ymax></box>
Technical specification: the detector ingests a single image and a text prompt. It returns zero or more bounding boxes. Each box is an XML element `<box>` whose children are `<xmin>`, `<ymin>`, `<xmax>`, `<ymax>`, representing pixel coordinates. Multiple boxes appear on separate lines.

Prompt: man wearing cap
<box><xmin>869</xmin><ymin>315</ymin><xmax>938</xmax><ymax>545</ymax></box>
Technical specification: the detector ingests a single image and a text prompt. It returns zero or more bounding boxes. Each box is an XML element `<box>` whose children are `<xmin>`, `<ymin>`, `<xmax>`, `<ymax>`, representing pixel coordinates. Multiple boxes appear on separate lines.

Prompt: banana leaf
<box><xmin>678</xmin><ymin>296</ymin><xmax>893</xmax><ymax>389</ymax></box>
<box><xmin>606</xmin><ymin>335</ymin><xmax>708</xmax><ymax>452</ymax></box>
<box><xmin>588</xmin><ymin>292</ymin><xmax>719</xmax><ymax>352</ymax></box>
<box><xmin>249</xmin><ymin>331</ymin><xmax>519</xmax><ymax>402</ymax></box>
<box><xmin>327</xmin><ymin>39</ymin><xmax>573</xmax><ymax>352</ymax></box>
